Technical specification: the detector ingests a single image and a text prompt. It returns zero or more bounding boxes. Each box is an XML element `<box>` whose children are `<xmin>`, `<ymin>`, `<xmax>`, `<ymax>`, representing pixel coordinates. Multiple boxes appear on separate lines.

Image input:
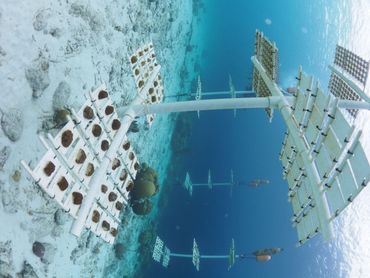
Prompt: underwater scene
<box><xmin>0</xmin><ymin>0</ymin><xmax>370</xmax><ymax>277</ymax></box>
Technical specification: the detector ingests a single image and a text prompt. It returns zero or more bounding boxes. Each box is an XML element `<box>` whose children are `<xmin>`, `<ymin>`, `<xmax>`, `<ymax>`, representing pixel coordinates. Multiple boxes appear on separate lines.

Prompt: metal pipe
<box><xmin>170</xmin><ymin>253</ymin><xmax>193</xmax><ymax>258</ymax></box>
<box><xmin>191</xmin><ymin>90</ymin><xmax>255</xmax><ymax>97</ymax></box>
<box><xmin>118</xmin><ymin>96</ymin><xmax>294</xmax><ymax>117</ymax></box>
<box><xmin>166</xmin><ymin>90</ymin><xmax>255</xmax><ymax>98</ymax></box>
<box><xmin>337</xmin><ymin>99</ymin><xmax>370</xmax><ymax>110</ymax></box>
<box><xmin>192</xmin><ymin>183</ymin><xmax>232</xmax><ymax>186</ymax></box>
<box><xmin>70</xmin><ymin>66</ymin><xmax>161</xmax><ymax>237</ymax></box>
<box><xmin>170</xmin><ymin>253</ymin><xmax>229</xmax><ymax>259</ymax></box>
<box><xmin>235</xmin><ymin>255</ymin><xmax>255</xmax><ymax>259</ymax></box>
<box><xmin>200</xmin><ymin>255</ymin><xmax>229</xmax><ymax>259</ymax></box>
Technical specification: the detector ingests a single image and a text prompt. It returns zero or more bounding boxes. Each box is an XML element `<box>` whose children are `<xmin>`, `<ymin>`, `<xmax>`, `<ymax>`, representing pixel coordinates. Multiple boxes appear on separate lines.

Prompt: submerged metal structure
<box><xmin>22</xmin><ymin>30</ymin><xmax>370</xmax><ymax>249</ymax></box>
<box><xmin>152</xmin><ymin>236</ymin><xmax>238</xmax><ymax>271</ymax></box>
<box><xmin>183</xmin><ymin>169</ymin><xmax>235</xmax><ymax>196</ymax></box>
<box><xmin>183</xmin><ymin>170</ymin><xmax>270</xmax><ymax>195</ymax></box>
<box><xmin>22</xmin><ymin>42</ymin><xmax>164</xmax><ymax>244</ymax></box>
<box><xmin>252</xmin><ymin>31</ymin><xmax>370</xmax><ymax>245</ymax></box>
<box><xmin>126</xmin><ymin>31</ymin><xmax>369</xmax><ymax>246</ymax></box>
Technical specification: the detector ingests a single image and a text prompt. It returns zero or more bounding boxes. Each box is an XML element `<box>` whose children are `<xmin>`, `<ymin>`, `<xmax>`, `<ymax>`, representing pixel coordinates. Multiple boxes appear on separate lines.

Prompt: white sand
<box><xmin>0</xmin><ymin>0</ymin><xmax>202</xmax><ymax>276</ymax></box>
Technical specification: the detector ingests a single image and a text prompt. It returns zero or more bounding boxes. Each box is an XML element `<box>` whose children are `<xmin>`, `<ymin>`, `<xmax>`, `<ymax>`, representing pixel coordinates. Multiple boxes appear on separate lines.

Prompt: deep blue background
<box><xmin>143</xmin><ymin>0</ymin><xmax>342</xmax><ymax>277</ymax></box>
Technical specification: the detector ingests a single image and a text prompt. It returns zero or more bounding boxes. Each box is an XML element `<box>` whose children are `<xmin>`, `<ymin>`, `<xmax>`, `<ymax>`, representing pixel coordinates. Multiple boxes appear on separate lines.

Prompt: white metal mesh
<box><xmin>334</xmin><ymin>45</ymin><xmax>369</xmax><ymax>86</ymax></box>
<box><xmin>252</xmin><ymin>69</ymin><xmax>274</xmax><ymax>119</ymax></box>
<box><xmin>329</xmin><ymin>73</ymin><xmax>361</xmax><ymax>118</ymax></box>
<box><xmin>255</xmin><ymin>30</ymin><xmax>279</xmax><ymax>82</ymax></box>
<box><xmin>153</xmin><ymin>236</ymin><xmax>164</xmax><ymax>262</ymax></box>
<box><xmin>252</xmin><ymin>30</ymin><xmax>279</xmax><ymax>120</ymax></box>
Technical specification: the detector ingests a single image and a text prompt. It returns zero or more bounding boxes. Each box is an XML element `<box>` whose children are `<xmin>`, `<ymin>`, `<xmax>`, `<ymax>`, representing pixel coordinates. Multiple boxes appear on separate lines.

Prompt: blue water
<box><xmin>143</xmin><ymin>0</ymin><xmax>365</xmax><ymax>277</ymax></box>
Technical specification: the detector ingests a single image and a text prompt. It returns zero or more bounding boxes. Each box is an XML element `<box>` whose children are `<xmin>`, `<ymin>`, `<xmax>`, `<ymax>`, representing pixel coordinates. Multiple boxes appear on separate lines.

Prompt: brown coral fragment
<box><xmin>105</xmin><ymin>105</ymin><xmax>114</xmax><ymax>115</ymax></box>
<box><xmin>108</xmin><ymin>192</ymin><xmax>118</xmax><ymax>202</ymax></box>
<box><xmin>126</xmin><ymin>180</ymin><xmax>134</xmax><ymax>192</ymax></box>
<box><xmin>115</xmin><ymin>201</ymin><xmax>123</xmax><ymax>211</ymax></box>
<box><xmin>61</xmin><ymin>130</ymin><xmax>73</xmax><ymax>147</ymax></box>
<box><xmin>44</xmin><ymin>161</ymin><xmax>55</xmax><ymax>176</ymax></box>
<box><xmin>128</xmin><ymin>152</ymin><xmax>135</xmax><ymax>161</ymax></box>
<box><xmin>101</xmin><ymin>184</ymin><xmax>108</xmax><ymax>193</ymax></box>
<box><xmin>119</xmin><ymin>169</ymin><xmax>128</xmax><ymax>181</ymax></box>
<box><xmin>101</xmin><ymin>140</ymin><xmax>109</xmax><ymax>151</ymax></box>
<box><xmin>92</xmin><ymin>124</ymin><xmax>102</xmax><ymax>137</ymax></box>
<box><xmin>85</xmin><ymin>163</ymin><xmax>94</xmax><ymax>176</ymax></box>
<box><xmin>131</xmin><ymin>56</ymin><xmax>138</xmax><ymax>64</ymax></box>
<box><xmin>98</xmin><ymin>90</ymin><xmax>108</xmax><ymax>99</ymax></box>
<box><xmin>57</xmin><ymin>176</ymin><xmax>68</xmax><ymax>191</ymax></box>
<box><xmin>75</xmin><ymin>149</ymin><xmax>87</xmax><ymax>164</ymax></box>
<box><xmin>83</xmin><ymin>106</ymin><xmax>94</xmax><ymax>119</ymax></box>
<box><xmin>122</xmin><ymin>141</ymin><xmax>130</xmax><ymax>151</ymax></box>
<box><xmin>102</xmin><ymin>220</ymin><xmax>110</xmax><ymax>231</ymax></box>
<box><xmin>92</xmin><ymin>210</ymin><xmax>100</xmax><ymax>223</ymax></box>
<box><xmin>111</xmin><ymin>119</ymin><xmax>121</xmax><ymax>130</ymax></box>
<box><xmin>72</xmin><ymin>192</ymin><xmax>83</xmax><ymax>205</ymax></box>
<box><xmin>110</xmin><ymin>228</ymin><xmax>118</xmax><ymax>237</ymax></box>
<box><xmin>111</xmin><ymin>158</ymin><xmax>121</xmax><ymax>170</ymax></box>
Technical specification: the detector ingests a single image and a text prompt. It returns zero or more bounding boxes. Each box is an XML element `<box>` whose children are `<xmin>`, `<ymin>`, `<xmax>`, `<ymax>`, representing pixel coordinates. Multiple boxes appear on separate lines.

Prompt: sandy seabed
<box><xmin>0</xmin><ymin>0</ymin><xmax>204</xmax><ymax>277</ymax></box>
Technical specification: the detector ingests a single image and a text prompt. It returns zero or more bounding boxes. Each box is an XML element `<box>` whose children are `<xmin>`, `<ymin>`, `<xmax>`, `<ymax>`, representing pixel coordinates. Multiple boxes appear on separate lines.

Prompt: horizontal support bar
<box><xmin>170</xmin><ymin>253</ymin><xmax>229</xmax><ymax>259</ymax></box>
<box><xmin>170</xmin><ymin>253</ymin><xmax>193</xmax><ymax>258</ymax></box>
<box><xmin>337</xmin><ymin>99</ymin><xmax>370</xmax><ymax>110</ymax></box>
<box><xmin>119</xmin><ymin>96</ymin><xmax>294</xmax><ymax>116</ymax></box>
<box><xmin>192</xmin><ymin>183</ymin><xmax>232</xmax><ymax>187</ymax></box>
<box><xmin>191</xmin><ymin>90</ymin><xmax>255</xmax><ymax>97</ymax></box>
<box><xmin>166</xmin><ymin>90</ymin><xmax>255</xmax><ymax>98</ymax></box>
<box><xmin>200</xmin><ymin>255</ymin><xmax>230</xmax><ymax>259</ymax></box>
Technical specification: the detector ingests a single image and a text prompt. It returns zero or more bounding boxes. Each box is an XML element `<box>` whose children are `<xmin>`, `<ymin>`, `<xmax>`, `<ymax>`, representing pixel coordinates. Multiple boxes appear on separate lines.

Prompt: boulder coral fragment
<box><xmin>129</xmin><ymin>163</ymin><xmax>159</xmax><ymax>216</ymax></box>
<box><xmin>131</xmin><ymin>199</ymin><xmax>152</xmax><ymax>216</ymax></box>
<box><xmin>130</xmin><ymin>163</ymin><xmax>159</xmax><ymax>201</ymax></box>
